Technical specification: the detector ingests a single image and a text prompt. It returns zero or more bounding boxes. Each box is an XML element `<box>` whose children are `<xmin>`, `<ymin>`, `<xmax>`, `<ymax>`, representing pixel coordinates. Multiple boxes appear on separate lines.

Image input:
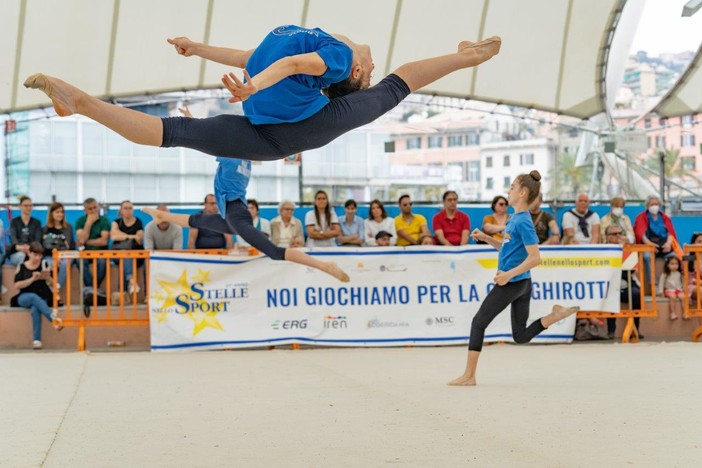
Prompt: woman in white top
<box><xmin>364</xmin><ymin>199</ymin><xmax>397</xmax><ymax>246</ymax></box>
<box><xmin>305</xmin><ymin>190</ymin><xmax>340</xmax><ymax>247</ymax></box>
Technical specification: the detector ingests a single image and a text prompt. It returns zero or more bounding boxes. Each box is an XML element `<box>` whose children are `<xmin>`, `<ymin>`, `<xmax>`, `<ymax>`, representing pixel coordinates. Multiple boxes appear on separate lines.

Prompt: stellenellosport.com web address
<box><xmin>539</xmin><ymin>257</ymin><xmax>616</xmax><ymax>268</ymax></box>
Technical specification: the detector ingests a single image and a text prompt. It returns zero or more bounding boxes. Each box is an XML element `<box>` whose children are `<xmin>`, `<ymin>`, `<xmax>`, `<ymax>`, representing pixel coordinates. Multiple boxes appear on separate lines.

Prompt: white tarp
<box><xmin>148</xmin><ymin>245</ymin><xmax>622</xmax><ymax>351</ymax></box>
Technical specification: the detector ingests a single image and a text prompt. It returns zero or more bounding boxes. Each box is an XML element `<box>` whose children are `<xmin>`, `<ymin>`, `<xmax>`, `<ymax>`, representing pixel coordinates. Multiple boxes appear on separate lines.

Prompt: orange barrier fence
<box><xmin>576</xmin><ymin>244</ymin><xmax>657</xmax><ymax>343</ymax></box>
<box><xmin>682</xmin><ymin>244</ymin><xmax>702</xmax><ymax>342</ymax></box>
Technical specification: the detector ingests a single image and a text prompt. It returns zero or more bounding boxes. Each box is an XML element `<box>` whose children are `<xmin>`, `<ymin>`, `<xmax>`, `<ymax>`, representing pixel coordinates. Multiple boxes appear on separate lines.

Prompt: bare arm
<box><xmin>396</xmin><ymin>229</ymin><xmax>417</xmax><ymax>246</ymax></box>
<box><xmin>222</xmin><ymin>53</ymin><xmax>328</xmax><ymax>102</ymax></box>
<box><xmin>167</xmin><ymin>37</ymin><xmax>254</xmax><ymax>68</ymax></box>
<box><xmin>224</xmin><ymin>234</ymin><xmax>234</xmax><ymax>250</ymax></box>
<box><xmin>546</xmin><ymin>220</ymin><xmax>560</xmax><ymax>244</ymax></box>
<box><xmin>495</xmin><ymin>243</ymin><xmax>541</xmax><ymax>286</ymax></box>
<box><xmin>460</xmin><ymin>229</ymin><xmax>470</xmax><ymax>245</ymax></box>
<box><xmin>591</xmin><ymin>224</ymin><xmax>601</xmax><ymax>244</ymax></box>
<box><xmin>187</xmin><ymin>228</ymin><xmax>198</xmax><ymax>249</ymax></box>
<box><xmin>471</xmin><ymin>228</ymin><xmax>502</xmax><ymax>250</ymax></box>
<box><xmin>435</xmin><ymin>229</ymin><xmax>450</xmax><ymax>246</ymax></box>
<box><xmin>86</xmin><ymin>230</ymin><xmax>109</xmax><ymax>248</ymax></box>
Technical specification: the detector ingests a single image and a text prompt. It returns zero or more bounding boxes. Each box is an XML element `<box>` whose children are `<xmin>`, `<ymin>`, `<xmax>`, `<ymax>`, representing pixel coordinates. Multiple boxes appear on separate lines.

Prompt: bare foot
<box><xmin>542</xmin><ymin>304</ymin><xmax>580</xmax><ymax>328</ymax></box>
<box><xmin>448</xmin><ymin>375</ymin><xmax>476</xmax><ymax>386</ymax></box>
<box><xmin>23</xmin><ymin>73</ymin><xmax>78</xmax><ymax>116</ymax></box>
<box><xmin>324</xmin><ymin>262</ymin><xmax>350</xmax><ymax>283</ymax></box>
<box><xmin>142</xmin><ymin>207</ymin><xmax>165</xmax><ymax>223</ymax></box>
<box><xmin>459</xmin><ymin>36</ymin><xmax>501</xmax><ymax>57</ymax></box>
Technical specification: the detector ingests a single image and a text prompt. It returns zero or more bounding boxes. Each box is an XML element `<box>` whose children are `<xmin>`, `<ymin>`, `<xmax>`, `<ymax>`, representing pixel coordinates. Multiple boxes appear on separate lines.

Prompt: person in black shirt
<box><xmin>9</xmin><ymin>196</ymin><xmax>42</xmax><ymax>265</ymax></box>
<box><xmin>12</xmin><ymin>242</ymin><xmax>64</xmax><ymax>349</ymax></box>
<box><xmin>42</xmin><ymin>202</ymin><xmax>76</xmax><ymax>294</ymax></box>
<box><xmin>110</xmin><ymin>200</ymin><xmax>145</xmax><ymax>294</ymax></box>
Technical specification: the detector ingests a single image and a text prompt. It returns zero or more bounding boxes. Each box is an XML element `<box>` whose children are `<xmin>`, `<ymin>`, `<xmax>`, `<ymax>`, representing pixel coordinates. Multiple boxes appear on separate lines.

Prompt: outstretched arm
<box><xmin>222</xmin><ymin>52</ymin><xmax>328</xmax><ymax>103</ymax></box>
<box><xmin>168</xmin><ymin>37</ymin><xmax>254</xmax><ymax>68</ymax></box>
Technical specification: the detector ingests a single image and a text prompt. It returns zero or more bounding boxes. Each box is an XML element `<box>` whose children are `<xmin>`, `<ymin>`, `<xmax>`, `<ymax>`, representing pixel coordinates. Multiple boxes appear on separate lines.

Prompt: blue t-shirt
<box><xmin>497</xmin><ymin>211</ymin><xmax>539</xmax><ymax>282</ymax></box>
<box><xmin>243</xmin><ymin>25</ymin><xmax>353</xmax><ymax>125</ymax></box>
<box><xmin>213</xmin><ymin>158</ymin><xmax>251</xmax><ymax>217</ymax></box>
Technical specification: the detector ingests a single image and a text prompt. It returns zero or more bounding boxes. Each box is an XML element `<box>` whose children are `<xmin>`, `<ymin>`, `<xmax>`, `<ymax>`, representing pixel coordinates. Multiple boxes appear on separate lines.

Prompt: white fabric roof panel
<box><xmin>2</xmin><ymin>0</ymin><xmax>646</xmax><ymax>120</ymax></box>
<box><xmin>653</xmin><ymin>44</ymin><xmax>702</xmax><ymax>117</ymax></box>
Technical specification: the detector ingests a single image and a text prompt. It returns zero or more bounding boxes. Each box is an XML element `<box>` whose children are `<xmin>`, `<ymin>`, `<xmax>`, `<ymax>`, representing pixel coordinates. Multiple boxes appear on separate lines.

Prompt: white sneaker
<box><xmin>1</xmin><ymin>285</ymin><xmax>7</xmax><ymax>294</ymax></box>
<box><xmin>32</xmin><ymin>340</ymin><xmax>42</xmax><ymax>350</ymax></box>
<box><xmin>128</xmin><ymin>280</ymin><xmax>141</xmax><ymax>295</ymax></box>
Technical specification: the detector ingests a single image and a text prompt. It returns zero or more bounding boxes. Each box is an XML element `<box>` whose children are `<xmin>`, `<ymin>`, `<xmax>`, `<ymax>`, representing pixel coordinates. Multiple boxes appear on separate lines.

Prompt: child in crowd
<box><xmin>658</xmin><ymin>256</ymin><xmax>686</xmax><ymax>320</ymax></box>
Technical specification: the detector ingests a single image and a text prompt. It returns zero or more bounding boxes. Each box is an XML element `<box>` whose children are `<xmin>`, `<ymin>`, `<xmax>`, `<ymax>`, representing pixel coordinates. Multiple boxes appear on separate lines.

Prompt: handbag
<box><xmin>112</xmin><ymin>238</ymin><xmax>135</xmax><ymax>250</ymax></box>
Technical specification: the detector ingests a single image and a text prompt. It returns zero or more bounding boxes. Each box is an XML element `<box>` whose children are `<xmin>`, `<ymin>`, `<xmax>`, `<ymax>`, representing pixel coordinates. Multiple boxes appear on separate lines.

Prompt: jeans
<box><xmin>112</xmin><ymin>257</ymin><xmax>143</xmax><ymax>287</ymax></box>
<box><xmin>17</xmin><ymin>292</ymin><xmax>53</xmax><ymax>341</ymax></box>
<box><xmin>82</xmin><ymin>258</ymin><xmax>106</xmax><ymax>289</ymax></box>
<box><xmin>9</xmin><ymin>251</ymin><xmax>27</xmax><ymax>266</ymax></box>
<box><xmin>43</xmin><ymin>256</ymin><xmax>71</xmax><ymax>289</ymax></box>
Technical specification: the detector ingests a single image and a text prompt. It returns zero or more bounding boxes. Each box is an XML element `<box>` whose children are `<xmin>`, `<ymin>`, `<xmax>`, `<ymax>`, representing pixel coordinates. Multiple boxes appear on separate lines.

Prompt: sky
<box><xmin>630</xmin><ymin>0</ymin><xmax>702</xmax><ymax>55</ymax></box>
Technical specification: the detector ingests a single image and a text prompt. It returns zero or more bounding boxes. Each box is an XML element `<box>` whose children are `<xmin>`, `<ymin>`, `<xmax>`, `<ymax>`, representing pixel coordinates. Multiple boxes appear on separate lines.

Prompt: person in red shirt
<box><xmin>433</xmin><ymin>191</ymin><xmax>470</xmax><ymax>246</ymax></box>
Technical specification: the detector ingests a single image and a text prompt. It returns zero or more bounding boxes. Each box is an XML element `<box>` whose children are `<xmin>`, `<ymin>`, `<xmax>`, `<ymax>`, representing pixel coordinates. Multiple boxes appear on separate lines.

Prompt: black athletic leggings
<box><xmin>189</xmin><ymin>200</ymin><xmax>285</xmax><ymax>261</ymax></box>
<box><xmin>161</xmin><ymin>74</ymin><xmax>410</xmax><ymax>159</ymax></box>
<box><xmin>469</xmin><ymin>278</ymin><xmax>546</xmax><ymax>352</ymax></box>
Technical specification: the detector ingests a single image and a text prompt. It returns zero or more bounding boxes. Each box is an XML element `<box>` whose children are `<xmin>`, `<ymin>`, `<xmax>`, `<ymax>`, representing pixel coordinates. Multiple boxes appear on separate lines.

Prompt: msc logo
<box><xmin>425</xmin><ymin>316</ymin><xmax>455</xmax><ymax>326</ymax></box>
<box><xmin>271</xmin><ymin>319</ymin><xmax>308</xmax><ymax>330</ymax></box>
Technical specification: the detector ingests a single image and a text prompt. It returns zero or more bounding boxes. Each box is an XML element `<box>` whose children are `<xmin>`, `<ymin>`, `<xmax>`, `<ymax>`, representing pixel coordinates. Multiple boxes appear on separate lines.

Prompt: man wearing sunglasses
<box><xmin>395</xmin><ymin>195</ymin><xmax>430</xmax><ymax>246</ymax></box>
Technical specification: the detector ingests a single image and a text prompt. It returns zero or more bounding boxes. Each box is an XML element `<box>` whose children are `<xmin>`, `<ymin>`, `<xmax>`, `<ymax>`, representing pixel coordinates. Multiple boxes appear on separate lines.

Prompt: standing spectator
<box><xmin>270</xmin><ymin>200</ymin><xmax>304</xmax><ymax>248</ymax></box>
<box><xmin>633</xmin><ymin>195</ymin><xmax>678</xmax><ymax>258</ymax></box>
<box><xmin>528</xmin><ymin>193</ymin><xmax>559</xmax><ymax>244</ymax></box>
<box><xmin>42</xmin><ymin>202</ymin><xmax>75</xmax><ymax>296</ymax></box>
<box><xmin>75</xmin><ymin>198</ymin><xmax>110</xmax><ymax>290</ymax></box>
<box><xmin>236</xmin><ymin>199</ymin><xmax>271</xmax><ymax>249</ymax></box>
<box><xmin>305</xmin><ymin>190</ymin><xmax>340</xmax><ymax>247</ymax></box>
<box><xmin>143</xmin><ymin>204</ymin><xmax>183</xmax><ymax>250</ymax></box>
<box><xmin>603</xmin><ymin>224</ymin><xmax>643</xmax><ymax>339</ymax></box>
<box><xmin>338</xmin><ymin>199</ymin><xmax>365</xmax><ymax>246</ymax></box>
<box><xmin>9</xmin><ymin>196</ymin><xmax>42</xmax><ymax>266</ymax></box>
<box><xmin>364</xmin><ymin>200</ymin><xmax>396</xmax><ymax>246</ymax></box>
<box><xmin>482</xmin><ymin>195</ymin><xmax>510</xmax><ymax>241</ymax></box>
<box><xmin>561</xmin><ymin>193</ymin><xmax>600</xmax><ymax>244</ymax></box>
<box><xmin>600</xmin><ymin>196</ymin><xmax>634</xmax><ymax>244</ymax></box>
<box><xmin>188</xmin><ymin>194</ymin><xmax>234</xmax><ymax>250</ymax></box>
<box><xmin>12</xmin><ymin>242</ymin><xmax>63</xmax><ymax>349</ymax></box>
<box><xmin>433</xmin><ymin>190</ymin><xmax>470</xmax><ymax>246</ymax></box>
<box><xmin>395</xmin><ymin>195</ymin><xmax>429</xmax><ymax>246</ymax></box>
<box><xmin>110</xmin><ymin>200</ymin><xmax>144</xmax><ymax>294</ymax></box>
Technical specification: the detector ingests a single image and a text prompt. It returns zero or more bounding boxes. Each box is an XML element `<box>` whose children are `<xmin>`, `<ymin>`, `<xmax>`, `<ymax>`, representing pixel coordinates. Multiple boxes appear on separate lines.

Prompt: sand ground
<box><xmin>1</xmin><ymin>342</ymin><xmax>700</xmax><ymax>467</ymax></box>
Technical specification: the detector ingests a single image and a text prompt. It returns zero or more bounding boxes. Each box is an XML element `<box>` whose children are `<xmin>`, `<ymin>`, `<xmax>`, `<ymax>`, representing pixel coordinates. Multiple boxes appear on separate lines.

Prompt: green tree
<box><xmin>549</xmin><ymin>151</ymin><xmax>592</xmax><ymax>199</ymax></box>
<box><xmin>644</xmin><ymin>147</ymin><xmax>683</xmax><ymax>180</ymax></box>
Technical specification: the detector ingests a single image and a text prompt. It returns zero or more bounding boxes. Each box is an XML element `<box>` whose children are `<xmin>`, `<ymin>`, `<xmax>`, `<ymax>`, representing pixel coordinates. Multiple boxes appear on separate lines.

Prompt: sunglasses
<box><xmin>402</xmin><ymin>202</ymin><xmax>413</xmax><ymax>207</ymax></box>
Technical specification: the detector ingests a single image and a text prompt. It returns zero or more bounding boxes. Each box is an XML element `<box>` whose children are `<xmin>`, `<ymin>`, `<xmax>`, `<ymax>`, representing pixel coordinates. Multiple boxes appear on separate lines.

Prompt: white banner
<box><xmin>148</xmin><ymin>245</ymin><xmax>623</xmax><ymax>351</ymax></box>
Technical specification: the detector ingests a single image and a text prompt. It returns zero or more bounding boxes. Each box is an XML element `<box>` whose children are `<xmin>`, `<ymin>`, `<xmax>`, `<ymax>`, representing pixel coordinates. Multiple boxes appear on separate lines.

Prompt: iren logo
<box><xmin>324</xmin><ymin>315</ymin><xmax>348</xmax><ymax>329</ymax></box>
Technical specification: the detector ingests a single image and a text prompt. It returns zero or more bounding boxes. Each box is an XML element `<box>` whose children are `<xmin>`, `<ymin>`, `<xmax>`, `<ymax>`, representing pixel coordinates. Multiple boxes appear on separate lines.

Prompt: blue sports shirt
<box><xmin>497</xmin><ymin>211</ymin><xmax>539</xmax><ymax>282</ymax></box>
<box><xmin>243</xmin><ymin>25</ymin><xmax>353</xmax><ymax>125</ymax></box>
<box><xmin>213</xmin><ymin>158</ymin><xmax>251</xmax><ymax>217</ymax></box>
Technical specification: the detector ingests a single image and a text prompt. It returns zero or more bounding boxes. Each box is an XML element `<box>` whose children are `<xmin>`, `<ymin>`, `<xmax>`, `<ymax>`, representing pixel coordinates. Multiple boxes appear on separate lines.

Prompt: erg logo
<box><xmin>271</xmin><ymin>319</ymin><xmax>308</xmax><ymax>330</ymax></box>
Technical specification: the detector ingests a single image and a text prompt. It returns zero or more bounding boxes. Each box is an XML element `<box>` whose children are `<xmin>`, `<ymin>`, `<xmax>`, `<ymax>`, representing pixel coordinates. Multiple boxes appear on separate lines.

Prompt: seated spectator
<box><xmin>12</xmin><ymin>242</ymin><xmax>63</xmax><ymax>349</ymax></box>
<box><xmin>482</xmin><ymin>195</ymin><xmax>509</xmax><ymax>241</ymax></box>
<box><xmin>188</xmin><ymin>194</ymin><xmax>234</xmax><ymax>250</ymax></box>
<box><xmin>561</xmin><ymin>193</ymin><xmax>600</xmax><ymax>244</ymax></box>
<box><xmin>433</xmin><ymin>190</ymin><xmax>470</xmax><ymax>246</ymax></box>
<box><xmin>270</xmin><ymin>200</ymin><xmax>304</xmax><ymax>248</ymax></box>
<box><xmin>42</xmin><ymin>202</ymin><xmax>75</xmax><ymax>297</ymax></box>
<box><xmin>144</xmin><ymin>204</ymin><xmax>183</xmax><ymax>250</ymax></box>
<box><xmin>364</xmin><ymin>200</ymin><xmax>396</xmax><ymax>246</ymax></box>
<box><xmin>603</xmin><ymin>224</ymin><xmax>643</xmax><ymax>339</ymax></box>
<box><xmin>236</xmin><ymin>199</ymin><xmax>271</xmax><ymax>249</ymax></box>
<box><xmin>658</xmin><ymin>255</ymin><xmax>686</xmax><ymax>321</ymax></box>
<box><xmin>375</xmin><ymin>230</ymin><xmax>393</xmax><ymax>247</ymax></box>
<box><xmin>305</xmin><ymin>190</ymin><xmax>340</xmax><ymax>247</ymax></box>
<box><xmin>633</xmin><ymin>195</ymin><xmax>678</xmax><ymax>258</ymax></box>
<box><xmin>337</xmin><ymin>199</ymin><xmax>365</xmax><ymax>247</ymax></box>
<box><xmin>395</xmin><ymin>195</ymin><xmax>429</xmax><ymax>246</ymax></box>
<box><xmin>528</xmin><ymin>193</ymin><xmax>559</xmax><ymax>244</ymax></box>
<box><xmin>76</xmin><ymin>198</ymin><xmax>110</xmax><ymax>290</ymax></box>
<box><xmin>8</xmin><ymin>196</ymin><xmax>42</xmax><ymax>266</ymax></box>
<box><xmin>419</xmin><ymin>234</ymin><xmax>436</xmax><ymax>246</ymax></box>
<box><xmin>688</xmin><ymin>232</ymin><xmax>702</xmax><ymax>301</ymax></box>
<box><xmin>110</xmin><ymin>200</ymin><xmax>144</xmax><ymax>294</ymax></box>
<box><xmin>600</xmin><ymin>196</ymin><xmax>634</xmax><ymax>244</ymax></box>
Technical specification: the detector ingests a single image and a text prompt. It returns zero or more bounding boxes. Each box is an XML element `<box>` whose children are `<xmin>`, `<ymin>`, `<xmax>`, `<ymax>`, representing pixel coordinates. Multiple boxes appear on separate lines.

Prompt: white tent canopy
<box><xmin>0</xmin><ymin>0</ymin><xmax>698</xmax><ymax>119</ymax></box>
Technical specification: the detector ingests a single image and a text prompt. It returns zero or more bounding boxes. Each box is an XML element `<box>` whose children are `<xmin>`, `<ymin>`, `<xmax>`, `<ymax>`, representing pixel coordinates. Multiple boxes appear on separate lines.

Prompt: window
<box><xmin>406</xmin><ymin>137</ymin><xmax>421</xmax><ymax>150</ymax></box>
<box><xmin>682</xmin><ymin>115</ymin><xmax>693</xmax><ymax>127</ymax></box>
<box><xmin>681</xmin><ymin>133</ymin><xmax>695</xmax><ymax>147</ymax></box>
<box><xmin>448</xmin><ymin>135</ymin><xmax>463</xmax><ymax>147</ymax></box>
<box><xmin>486</xmin><ymin>177</ymin><xmax>494</xmax><ymax>190</ymax></box>
<box><xmin>682</xmin><ymin>156</ymin><xmax>696</xmax><ymax>171</ymax></box>
<box><xmin>428</xmin><ymin>136</ymin><xmax>443</xmax><ymax>149</ymax></box>
<box><xmin>655</xmin><ymin>135</ymin><xmax>666</xmax><ymax>148</ymax></box>
<box><xmin>465</xmin><ymin>161</ymin><xmax>480</xmax><ymax>182</ymax></box>
<box><xmin>503</xmin><ymin>155</ymin><xmax>510</xmax><ymax>167</ymax></box>
<box><xmin>644</xmin><ymin>117</ymin><xmax>651</xmax><ymax>129</ymax></box>
<box><xmin>520</xmin><ymin>153</ymin><xmax>534</xmax><ymax>165</ymax></box>
<box><xmin>466</xmin><ymin>133</ymin><xmax>480</xmax><ymax>145</ymax></box>
<box><xmin>504</xmin><ymin>176</ymin><xmax>510</xmax><ymax>188</ymax></box>
<box><xmin>647</xmin><ymin>136</ymin><xmax>652</xmax><ymax>149</ymax></box>
<box><xmin>485</xmin><ymin>156</ymin><xmax>493</xmax><ymax>168</ymax></box>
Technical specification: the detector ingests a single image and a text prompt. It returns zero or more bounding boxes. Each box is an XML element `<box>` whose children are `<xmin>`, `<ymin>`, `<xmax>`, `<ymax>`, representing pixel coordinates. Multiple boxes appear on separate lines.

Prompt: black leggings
<box><xmin>189</xmin><ymin>200</ymin><xmax>286</xmax><ymax>261</ymax></box>
<box><xmin>469</xmin><ymin>278</ymin><xmax>546</xmax><ymax>352</ymax></box>
<box><xmin>161</xmin><ymin>74</ymin><xmax>410</xmax><ymax>159</ymax></box>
